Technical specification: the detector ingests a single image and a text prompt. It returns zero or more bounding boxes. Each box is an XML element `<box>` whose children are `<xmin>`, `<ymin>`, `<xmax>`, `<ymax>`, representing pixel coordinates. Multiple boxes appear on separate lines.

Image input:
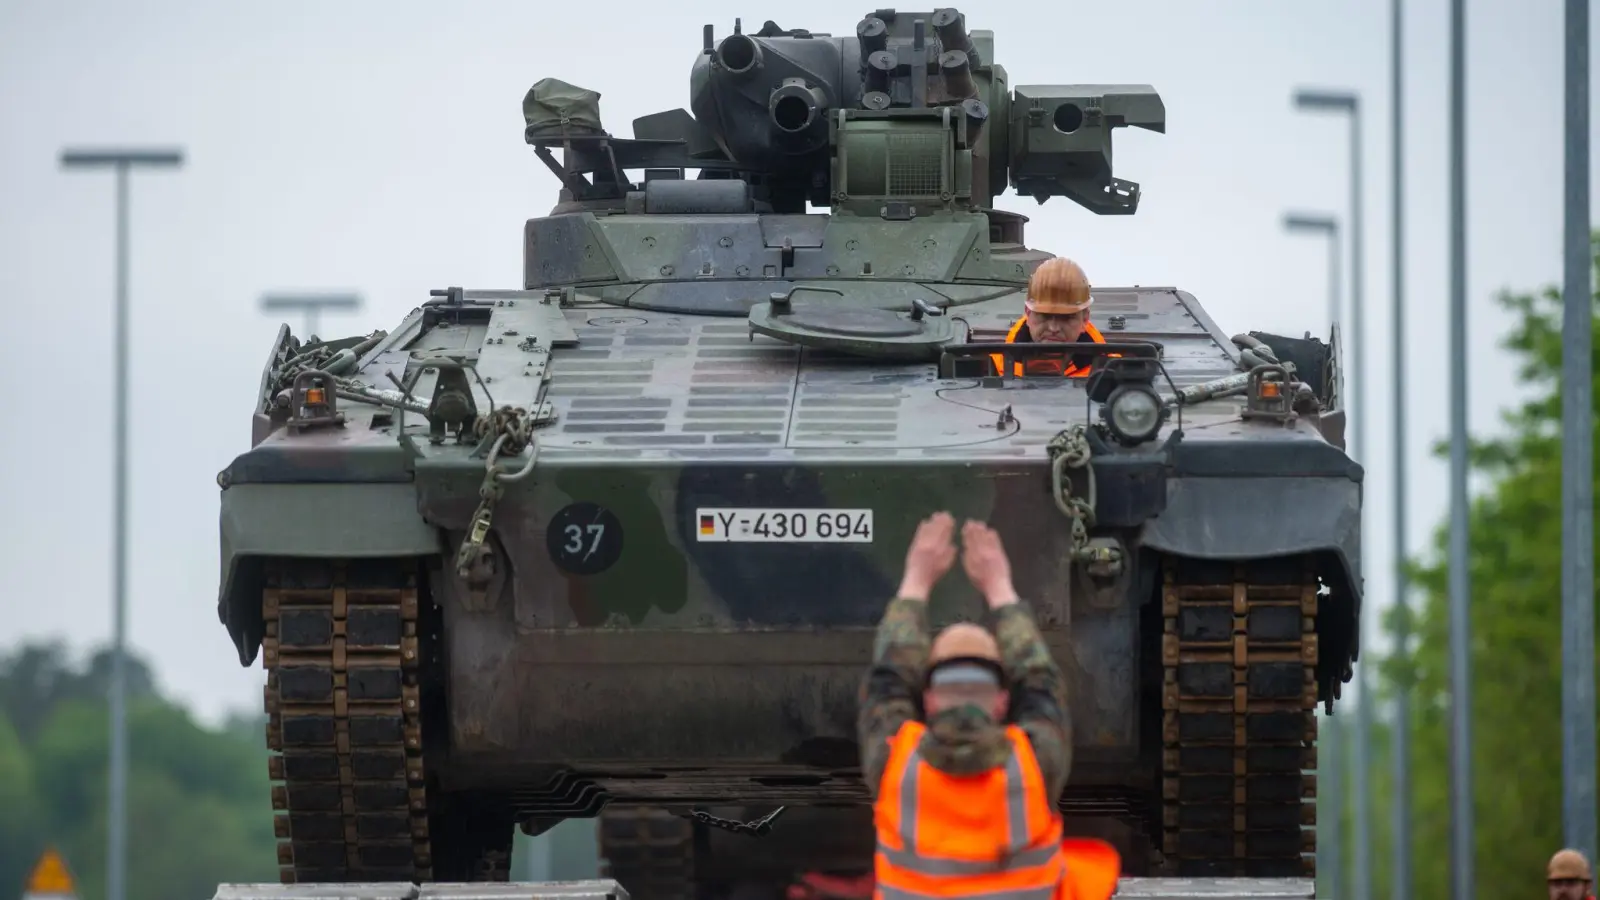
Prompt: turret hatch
<box><xmin>746</xmin><ymin>287</ymin><xmax>958</xmax><ymax>360</ymax></box>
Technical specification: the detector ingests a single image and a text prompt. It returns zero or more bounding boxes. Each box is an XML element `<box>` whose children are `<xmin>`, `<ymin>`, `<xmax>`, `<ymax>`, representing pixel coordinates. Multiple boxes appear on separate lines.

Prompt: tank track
<box><xmin>598</xmin><ymin>808</ymin><xmax>697</xmax><ymax>900</ymax></box>
<box><xmin>1159</xmin><ymin>558</ymin><xmax>1319</xmax><ymax>878</ymax></box>
<box><xmin>262</xmin><ymin>558</ymin><xmax>435</xmax><ymax>883</ymax></box>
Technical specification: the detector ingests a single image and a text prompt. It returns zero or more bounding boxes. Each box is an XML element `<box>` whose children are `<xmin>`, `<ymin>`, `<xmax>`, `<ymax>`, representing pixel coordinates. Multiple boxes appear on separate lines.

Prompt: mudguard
<box><xmin>215</xmin><ymin>482</ymin><xmax>441</xmax><ymax>662</ymax></box>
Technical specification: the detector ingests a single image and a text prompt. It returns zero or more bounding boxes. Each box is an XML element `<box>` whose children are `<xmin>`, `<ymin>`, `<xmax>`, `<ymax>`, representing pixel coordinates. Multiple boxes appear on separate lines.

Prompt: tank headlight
<box><xmin>1099</xmin><ymin>383</ymin><xmax>1166</xmax><ymax>445</ymax></box>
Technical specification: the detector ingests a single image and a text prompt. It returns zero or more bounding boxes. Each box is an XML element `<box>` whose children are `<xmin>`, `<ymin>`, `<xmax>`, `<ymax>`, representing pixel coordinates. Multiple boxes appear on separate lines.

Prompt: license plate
<box><xmin>695</xmin><ymin>508</ymin><xmax>873</xmax><ymax>543</ymax></box>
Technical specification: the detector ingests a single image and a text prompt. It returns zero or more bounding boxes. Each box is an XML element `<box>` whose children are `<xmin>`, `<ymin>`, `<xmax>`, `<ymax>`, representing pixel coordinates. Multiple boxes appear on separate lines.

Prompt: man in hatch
<box><xmin>857</xmin><ymin>512</ymin><xmax>1119</xmax><ymax>900</ymax></box>
<box><xmin>990</xmin><ymin>256</ymin><xmax>1111</xmax><ymax>378</ymax></box>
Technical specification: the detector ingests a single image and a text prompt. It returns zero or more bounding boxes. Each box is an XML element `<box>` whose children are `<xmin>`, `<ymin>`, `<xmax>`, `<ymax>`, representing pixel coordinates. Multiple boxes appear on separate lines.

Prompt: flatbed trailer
<box><xmin>211</xmin><ymin>878</ymin><xmax>1318</xmax><ymax>900</ymax></box>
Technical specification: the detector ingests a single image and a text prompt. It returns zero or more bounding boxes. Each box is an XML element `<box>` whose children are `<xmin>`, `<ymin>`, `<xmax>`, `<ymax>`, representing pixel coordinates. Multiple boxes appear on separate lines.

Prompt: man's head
<box><xmin>924</xmin><ymin>622</ymin><xmax>1009</xmax><ymax>720</ymax></box>
<box><xmin>1024</xmin><ymin>257</ymin><xmax>1093</xmax><ymax>344</ymax></box>
<box><xmin>1549</xmin><ymin>849</ymin><xmax>1593</xmax><ymax>900</ymax></box>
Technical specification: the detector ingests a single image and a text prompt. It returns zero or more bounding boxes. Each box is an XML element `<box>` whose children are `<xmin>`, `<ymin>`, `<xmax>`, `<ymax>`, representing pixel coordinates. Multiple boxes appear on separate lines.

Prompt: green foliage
<box><xmin>0</xmin><ymin>708</ymin><xmax>44</xmax><ymax>896</ymax></box>
<box><xmin>0</xmin><ymin>642</ymin><xmax>157</xmax><ymax>745</ymax></box>
<box><xmin>1337</xmin><ymin>235</ymin><xmax>1600</xmax><ymax>899</ymax></box>
<box><xmin>0</xmin><ymin>642</ymin><xmax>275</xmax><ymax>900</ymax></box>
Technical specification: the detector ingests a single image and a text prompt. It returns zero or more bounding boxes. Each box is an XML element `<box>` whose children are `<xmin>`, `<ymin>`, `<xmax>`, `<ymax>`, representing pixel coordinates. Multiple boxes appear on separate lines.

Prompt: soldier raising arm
<box><xmin>855</xmin><ymin>511</ymin><xmax>1073</xmax><ymax>801</ymax></box>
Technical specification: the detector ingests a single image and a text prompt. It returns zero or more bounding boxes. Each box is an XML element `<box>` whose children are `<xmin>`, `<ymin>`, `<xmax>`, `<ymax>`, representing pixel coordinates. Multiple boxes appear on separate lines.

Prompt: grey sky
<box><xmin>0</xmin><ymin>0</ymin><xmax>1593</xmax><ymax>725</ymax></box>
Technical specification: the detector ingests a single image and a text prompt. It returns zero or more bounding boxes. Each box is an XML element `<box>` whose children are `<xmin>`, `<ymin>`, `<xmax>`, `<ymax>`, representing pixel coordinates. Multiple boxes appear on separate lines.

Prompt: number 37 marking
<box><xmin>563</xmin><ymin>523</ymin><xmax>606</xmax><ymax>560</ymax></box>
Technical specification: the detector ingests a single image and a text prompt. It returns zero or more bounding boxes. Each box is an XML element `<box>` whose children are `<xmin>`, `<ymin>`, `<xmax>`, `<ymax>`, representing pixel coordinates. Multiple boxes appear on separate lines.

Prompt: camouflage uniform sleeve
<box><xmin>857</xmin><ymin>596</ymin><xmax>930</xmax><ymax>799</ymax></box>
<box><xmin>986</xmin><ymin>601</ymin><xmax>1072</xmax><ymax>800</ymax></box>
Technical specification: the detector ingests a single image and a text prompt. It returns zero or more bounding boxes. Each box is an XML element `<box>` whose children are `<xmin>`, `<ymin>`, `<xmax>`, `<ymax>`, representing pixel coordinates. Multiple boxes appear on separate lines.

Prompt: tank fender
<box><xmin>216</xmin><ymin>482</ymin><xmax>442</xmax><ymax>665</ymax></box>
<box><xmin>1140</xmin><ymin>476</ymin><xmax>1362</xmax><ymax>588</ymax></box>
<box><xmin>1140</xmin><ymin>474</ymin><xmax>1364</xmax><ymax>677</ymax></box>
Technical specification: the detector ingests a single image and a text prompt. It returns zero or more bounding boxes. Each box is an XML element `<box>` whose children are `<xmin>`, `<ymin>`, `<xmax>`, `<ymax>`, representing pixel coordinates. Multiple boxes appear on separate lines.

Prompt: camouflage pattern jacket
<box><xmin>856</xmin><ymin>596</ymin><xmax>1071</xmax><ymax>798</ymax></box>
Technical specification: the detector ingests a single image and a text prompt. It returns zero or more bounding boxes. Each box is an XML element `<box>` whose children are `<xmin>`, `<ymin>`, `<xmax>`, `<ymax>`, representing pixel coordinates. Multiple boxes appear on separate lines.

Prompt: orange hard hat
<box><xmin>1025</xmin><ymin>257</ymin><xmax>1092</xmax><ymax>316</ymax></box>
<box><xmin>1550</xmin><ymin>849</ymin><xmax>1593</xmax><ymax>881</ymax></box>
<box><xmin>928</xmin><ymin>622</ymin><xmax>1002</xmax><ymax>669</ymax></box>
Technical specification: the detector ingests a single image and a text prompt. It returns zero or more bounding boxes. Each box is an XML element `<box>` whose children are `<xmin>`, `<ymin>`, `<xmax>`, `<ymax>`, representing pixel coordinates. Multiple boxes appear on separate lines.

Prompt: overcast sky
<box><xmin>0</xmin><ymin>0</ymin><xmax>1594</xmax><ymax>725</ymax></box>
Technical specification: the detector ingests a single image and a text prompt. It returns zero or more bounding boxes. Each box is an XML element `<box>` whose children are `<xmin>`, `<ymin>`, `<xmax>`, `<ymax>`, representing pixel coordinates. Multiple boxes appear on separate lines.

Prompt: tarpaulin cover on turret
<box><xmin>523</xmin><ymin>77</ymin><xmax>606</xmax><ymax>138</ymax></box>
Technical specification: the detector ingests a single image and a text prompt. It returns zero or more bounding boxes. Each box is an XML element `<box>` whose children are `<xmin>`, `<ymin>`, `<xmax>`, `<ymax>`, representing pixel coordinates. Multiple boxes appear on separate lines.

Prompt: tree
<box><xmin>0</xmin><ymin>707</ymin><xmax>43</xmax><ymax>897</ymax></box>
<box><xmin>1348</xmin><ymin>234</ymin><xmax>1600</xmax><ymax>899</ymax></box>
<box><xmin>0</xmin><ymin>641</ymin><xmax>156</xmax><ymax>744</ymax></box>
<box><xmin>0</xmin><ymin>641</ymin><xmax>276</xmax><ymax>900</ymax></box>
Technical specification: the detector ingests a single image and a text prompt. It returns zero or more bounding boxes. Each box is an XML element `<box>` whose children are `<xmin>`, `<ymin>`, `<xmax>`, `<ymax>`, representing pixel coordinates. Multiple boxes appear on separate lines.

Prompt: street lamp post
<box><xmin>1446</xmin><ymin>2</ymin><xmax>1474</xmax><ymax>898</ymax></box>
<box><xmin>259</xmin><ymin>291</ymin><xmax>365</xmax><ymax>341</ymax></box>
<box><xmin>1319</xmin><ymin>711</ymin><xmax>1346</xmax><ymax>900</ymax></box>
<box><xmin>1390</xmin><ymin>0</ymin><xmax>1414</xmax><ymax>896</ymax></box>
<box><xmin>1283</xmin><ymin>211</ymin><xmax>1344</xmax><ymax>899</ymax></box>
<box><xmin>59</xmin><ymin>145</ymin><xmax>186</xmax><ymax>900</ymax></box>
<box><xmin>1292</xmin><ymin>86</ymin><xmax>1368</xmax><ymax>900</ymax></box>
<box><xmin>1560</xmin><ymin>0</ymin><xmax>1594</xmax><ymax>866</ymax></box>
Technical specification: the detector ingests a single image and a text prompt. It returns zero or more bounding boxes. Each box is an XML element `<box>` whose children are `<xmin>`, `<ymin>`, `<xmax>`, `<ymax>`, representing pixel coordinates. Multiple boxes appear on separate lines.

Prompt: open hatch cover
<box><xmin>746</xmin><ymin>287</ymin><xmax>959</xmax><ymax>361</ymax></box>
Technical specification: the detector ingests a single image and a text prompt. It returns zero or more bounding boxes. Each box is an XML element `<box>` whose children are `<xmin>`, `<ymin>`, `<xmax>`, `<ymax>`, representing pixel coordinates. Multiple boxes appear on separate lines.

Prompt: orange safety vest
<box><xmin>989</xmin><ymin>319</ymin><xmax>1112</xmax><ymax>379</ymax></box>
<box><xmin>1056</xmin><ymin>839</ymin><xmax>1120</xmax><ymax>900</ymax></box>
<box><xmin>872</xmin><ymin>721</ymin><xmax>1122</xmax><ymax>900</ymax></box>
<box><xmin>874</xmin><ymin>720</ymin><xmax>1072</xmax><ymax>900</ymax></box>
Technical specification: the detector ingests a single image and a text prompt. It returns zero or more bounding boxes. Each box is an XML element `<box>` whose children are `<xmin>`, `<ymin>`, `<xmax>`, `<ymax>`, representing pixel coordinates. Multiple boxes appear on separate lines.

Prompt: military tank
<box><xmin>215</xmin><ymin>8</ymin><xmax>1361</xmax><ymax>897</ymax></box>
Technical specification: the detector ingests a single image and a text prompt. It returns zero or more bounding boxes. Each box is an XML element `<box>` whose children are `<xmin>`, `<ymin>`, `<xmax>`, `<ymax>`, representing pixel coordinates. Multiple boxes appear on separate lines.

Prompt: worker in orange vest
<box><xmin>1549</xmin><ymin>848</ymin><xmax>1594</xmax><ymax>900</ymax></box>
<box><xmin>858</xmin><ymin>511</ymin><xmax>1120</xmax><ymax>900</ymax></box>
<box><xmin>989</xmin><ymin>257</ymin><xmax>1112</xmax><ymax>378</ymax></box>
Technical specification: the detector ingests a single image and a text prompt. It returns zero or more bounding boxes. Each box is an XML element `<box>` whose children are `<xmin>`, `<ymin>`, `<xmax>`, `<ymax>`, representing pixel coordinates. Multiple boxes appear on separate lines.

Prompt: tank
<box><xmin>215</xmin><ymin>9</ymin><xmax>1361</xmax><ymax>897</ymax></box>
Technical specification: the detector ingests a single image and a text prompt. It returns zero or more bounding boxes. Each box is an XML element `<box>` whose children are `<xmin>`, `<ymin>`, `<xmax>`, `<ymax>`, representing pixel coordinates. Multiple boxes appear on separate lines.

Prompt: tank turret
<box><xmin>522</xmin><ymin>8</ymin><xmax>1167</xmax><ymax>216</ymax></box>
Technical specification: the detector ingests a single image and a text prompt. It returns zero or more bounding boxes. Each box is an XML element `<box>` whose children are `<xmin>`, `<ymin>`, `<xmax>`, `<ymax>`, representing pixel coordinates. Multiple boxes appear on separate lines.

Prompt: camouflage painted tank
<box><xmin>215</xmin><ymin>8</ymin><xmax>1361</xmax><ymax>897</ymax></box>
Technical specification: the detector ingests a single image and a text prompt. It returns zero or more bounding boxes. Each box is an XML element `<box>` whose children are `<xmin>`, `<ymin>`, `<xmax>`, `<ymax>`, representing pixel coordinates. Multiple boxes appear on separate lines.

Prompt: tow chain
<box><xmin>679</xmin><ymin>806</ymin><xmax>787</xmax><ymax>837</ymax></box>
<box><xmin>454</xmin><ymin>406</ymin><xmax>538</xmax><ymax>579</ymax></box>
<box><xmin>1046</xmin><ymin>424</ymin><xmax>1097</xmax><ymax>560</ymax></box>
<box><xmin>474</xmin><ymin>405</ymin><xmax>535</xmax><ymax>456</ymax></box>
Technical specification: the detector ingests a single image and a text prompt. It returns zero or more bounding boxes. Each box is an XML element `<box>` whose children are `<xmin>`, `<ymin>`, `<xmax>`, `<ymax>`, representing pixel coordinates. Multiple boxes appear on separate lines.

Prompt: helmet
<box><xmin>1549</xmin><ymin>849</ymin><xmax>1592</xmax><ymax>882</ymax></box>
<box><xmin>1025</xmin><ymin>257</ymin><xmax>1092</xmax><ymax>316</ymax></box>
<box><xmin>928</xmin><ymin>622</ymin><xmax>1002</xmax><ymax>668</ymax></box>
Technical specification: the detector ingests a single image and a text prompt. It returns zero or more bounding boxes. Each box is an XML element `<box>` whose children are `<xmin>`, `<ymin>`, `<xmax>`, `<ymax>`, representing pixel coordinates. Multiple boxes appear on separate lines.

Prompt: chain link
<box><xmin>678</xmin><ymin>806</ymin><xmax>787</xmax><ymax>837</ymax></box>
<box><xmin>1046</xmin><ymin>424</ymin><xmax>1097</xmax><ymax>556</ymax></box>
<box><xmin>474</xmin><ymin>405</ymin><xmax>535</xmax><ymax>457</ymax></box>
<box><xmin>454</xmin><ymin>408</ymin><xmax>538</xmax><ymax>579</ymax></box>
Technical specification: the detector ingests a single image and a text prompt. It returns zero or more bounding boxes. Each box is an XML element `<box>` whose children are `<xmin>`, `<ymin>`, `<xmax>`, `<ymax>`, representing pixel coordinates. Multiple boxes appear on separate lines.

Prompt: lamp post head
<box><xmin>1292</xmin><ymin>89</ymin><xmax>1359</xmax><ymax>114</ymax></box>
<box><xmin>259</xmin><ymin>292</ymin><xmax>365</xmax><ymax>314</ymax></box>
<box><xmin>259</xmin><ymin>292</ymin><xmax>365</xmax><ymax>341</ymax></box>
<box><xmin>59</xmin><ymin>148</ymin><xmax>186</xmax><ymax>170</ymax></box>
<box><xmin>1283</xmin><ymin>212</ymin><xmax>1339</xmax><ymax>236</ymax></box>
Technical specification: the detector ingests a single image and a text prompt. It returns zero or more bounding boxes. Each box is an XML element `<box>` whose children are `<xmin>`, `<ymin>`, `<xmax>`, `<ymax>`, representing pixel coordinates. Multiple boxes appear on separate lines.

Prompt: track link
<box><xmin>598</xmin><ymin>808</ymin><xmax>697</xmax><ymax>900</ymax></box>
<box><xmin>263</xmin><ymin>558</ymin><xmax>432</xmax><ymax>883</ymax></box>
<box><xmin>1160</xmin><ymin>559</ymin><xmax>1319</xmax><ymax>878</ymax></box>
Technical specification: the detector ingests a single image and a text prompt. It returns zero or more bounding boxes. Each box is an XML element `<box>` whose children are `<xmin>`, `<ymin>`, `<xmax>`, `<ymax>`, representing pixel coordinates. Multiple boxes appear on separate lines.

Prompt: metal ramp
<box><xmin>1115</xmin><ymin>879</ymin><xmax>1316</xmax><ymax>898</ymax></box>
<box><xmin>212</xmin><ymin>878</ymin><xmax>1316</xmax><ymax>900</ymax></box>
<box><xmin>212</xmin><ymin>882</ymin><xmax>631</xmax><ymax>900</ymax></box>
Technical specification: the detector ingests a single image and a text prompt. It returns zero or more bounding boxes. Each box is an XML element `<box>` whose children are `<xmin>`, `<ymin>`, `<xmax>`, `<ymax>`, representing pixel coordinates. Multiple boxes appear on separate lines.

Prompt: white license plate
<box><xmin>695</xmin><ymin>508</ymin><xmax>873</xmax><ymax>543</ymax></box>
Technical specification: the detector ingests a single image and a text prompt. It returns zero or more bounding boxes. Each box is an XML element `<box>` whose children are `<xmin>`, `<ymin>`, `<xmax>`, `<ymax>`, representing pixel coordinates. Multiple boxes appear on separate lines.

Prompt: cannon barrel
<box><xmin>770</xmin><ymin>81</ymin><xmax>829</xmax><ymax>141</ymax></box>
<box><xmin>714</xmin><ymin>31</ymin><xmax>763</xmax><ymax>76</ymax></box>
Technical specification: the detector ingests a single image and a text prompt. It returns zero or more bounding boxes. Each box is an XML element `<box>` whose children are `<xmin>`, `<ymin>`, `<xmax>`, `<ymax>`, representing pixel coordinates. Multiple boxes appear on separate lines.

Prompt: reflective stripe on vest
<box><xmin>988</xmin><ymin>319</ymin><xmax>1112</xmax><ymax>378</ymax></box>
<box><xmin>873</xmin><ymin>721</ymin><xmax>1065</xmax><ymax>900</ymax></box>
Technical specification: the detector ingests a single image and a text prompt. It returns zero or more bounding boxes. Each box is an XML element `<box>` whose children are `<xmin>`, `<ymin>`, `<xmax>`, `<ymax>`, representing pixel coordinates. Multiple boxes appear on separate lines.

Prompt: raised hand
<box><xmin>960</xmin><ymin>519</ymin><xmax>1018</xmax><ymax>608</ymax></box>
<box><xmin>898</xmin><ymin>512</ymin><xmax>958</xmax><ymax>600</ymax></box>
